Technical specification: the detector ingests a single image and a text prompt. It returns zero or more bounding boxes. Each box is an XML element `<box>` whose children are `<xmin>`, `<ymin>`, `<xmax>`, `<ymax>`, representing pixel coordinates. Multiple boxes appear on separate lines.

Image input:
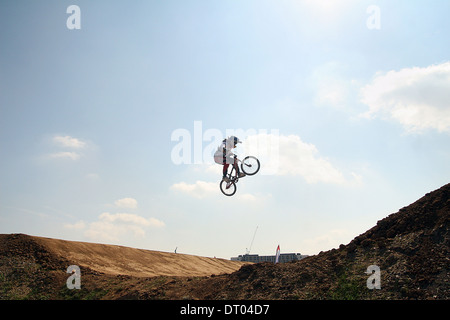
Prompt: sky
<box><xmin>1</xmin><ymin>0</ymin><xmax>450</xmax><ymax>259</ymax></box>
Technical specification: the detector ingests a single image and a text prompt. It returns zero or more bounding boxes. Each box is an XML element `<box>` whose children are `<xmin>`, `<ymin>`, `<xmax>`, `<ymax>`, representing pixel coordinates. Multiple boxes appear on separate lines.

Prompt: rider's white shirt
<box><xmin>214</xmin><ymin>140</ymin><xmax>235</xmax><ymax>164</ymax></box>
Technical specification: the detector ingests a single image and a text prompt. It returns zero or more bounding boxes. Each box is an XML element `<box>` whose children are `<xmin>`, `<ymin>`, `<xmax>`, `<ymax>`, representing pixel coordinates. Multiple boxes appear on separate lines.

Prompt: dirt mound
<box><xmin>0</xmin><ymin>234</ymin><xmax>248</xmax><ymax>299</ymax></box>
<box><xmin>144</xmin><ymin>183</ymin><xmax>449</xmax><ymax>300</ymax></box>
<box><xmin>31</xmin><ymin>236</ymin><xmax>247</xmax><ymax>277</ymax></box>
<box><xmin>1</xmin><ymin>183</ymin><xmax>449</xmax><ymax>300</ymax></box>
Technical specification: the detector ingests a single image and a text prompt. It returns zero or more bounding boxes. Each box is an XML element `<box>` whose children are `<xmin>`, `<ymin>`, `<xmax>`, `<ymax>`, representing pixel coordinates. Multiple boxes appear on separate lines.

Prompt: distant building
<box><xmin>231</xmin><ymin>253</ymin><xmax>308</xmax><ymax>263</ymax></box>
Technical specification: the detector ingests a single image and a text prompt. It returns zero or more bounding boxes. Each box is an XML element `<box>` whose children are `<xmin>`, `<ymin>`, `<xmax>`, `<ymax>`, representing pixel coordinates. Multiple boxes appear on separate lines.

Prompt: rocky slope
<box><xmin>138</xmin><ymin>182</ymin><xmax>449</xmax><ymax>300</ymax></box>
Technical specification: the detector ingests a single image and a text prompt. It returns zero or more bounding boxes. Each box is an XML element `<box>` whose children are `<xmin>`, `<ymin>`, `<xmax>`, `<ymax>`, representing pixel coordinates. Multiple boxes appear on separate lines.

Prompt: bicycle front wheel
<box><xmin>220</xmin><ymin>180</ymin><xmax>237</xmax><ymax>196</ymax></box>
<box><xmin>241</xmin><ymin>156</ymin><xmax>260</xmax><ymax>176</ymax></box>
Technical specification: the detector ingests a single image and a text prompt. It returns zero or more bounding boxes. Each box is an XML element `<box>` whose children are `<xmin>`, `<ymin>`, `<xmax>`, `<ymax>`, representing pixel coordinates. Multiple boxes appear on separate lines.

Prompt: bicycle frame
<box><xmin>219</xmin><ymin>155</ymin><xmax>259</xmax><ymax>197</ymax></box>
<box><xmin>226</xmin><ymin>158</ymin><xmax>241</xmax><ymax>183</ymax></box>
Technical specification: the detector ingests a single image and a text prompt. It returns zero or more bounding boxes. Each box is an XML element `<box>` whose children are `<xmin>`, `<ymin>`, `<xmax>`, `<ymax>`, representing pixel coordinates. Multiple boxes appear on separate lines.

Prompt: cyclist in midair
<box><xmin>214</xmin><ymin>136</ymin><xmax>246</xmax><ymax>182</ymax></box>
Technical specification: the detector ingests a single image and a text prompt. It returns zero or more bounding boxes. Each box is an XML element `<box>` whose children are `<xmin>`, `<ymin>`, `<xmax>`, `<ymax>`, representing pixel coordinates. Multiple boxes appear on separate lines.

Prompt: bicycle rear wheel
<box><xmin>220</xmin><ymin>180</ymin><xmax>237</xmax><ymax>196</ymax></box>
<box><xmin>241</xmin><ymin>156</ymin><xmax>260</xmax><ymax>176</ymax></box>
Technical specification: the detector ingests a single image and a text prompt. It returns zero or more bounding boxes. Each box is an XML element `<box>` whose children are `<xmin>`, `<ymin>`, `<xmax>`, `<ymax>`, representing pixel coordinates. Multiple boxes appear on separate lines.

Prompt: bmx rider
<box><xmin>214</xmin><ymin>136</ymin><xmax>246</xmax><ymax>182</ymax></box>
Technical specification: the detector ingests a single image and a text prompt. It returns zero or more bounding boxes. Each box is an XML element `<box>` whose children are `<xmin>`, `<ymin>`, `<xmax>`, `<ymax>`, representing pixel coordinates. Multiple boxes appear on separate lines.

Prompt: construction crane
<box><xmin>245</xmin><ymin>226</ymin><xmax>258</xmax><ymax>255</ymax></box>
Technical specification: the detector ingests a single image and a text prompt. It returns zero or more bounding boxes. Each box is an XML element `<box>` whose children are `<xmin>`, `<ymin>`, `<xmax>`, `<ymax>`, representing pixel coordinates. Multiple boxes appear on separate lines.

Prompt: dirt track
<box><xmin>28</xmin><ymin>236</ymin><xmax>248</xmax><ymax>277</ymax></box>
<box><xmin>0</xmin><ymin>233</ymin><xmax>250</xmax><ymax>299</ymax></box>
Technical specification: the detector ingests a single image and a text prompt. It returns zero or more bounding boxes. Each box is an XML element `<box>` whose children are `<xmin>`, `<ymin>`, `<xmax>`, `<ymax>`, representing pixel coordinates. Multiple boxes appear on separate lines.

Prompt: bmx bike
<box><xmin>220</xmin><ymin>156</ymin><xmax>260</xmax><ymax>197</ymax></box>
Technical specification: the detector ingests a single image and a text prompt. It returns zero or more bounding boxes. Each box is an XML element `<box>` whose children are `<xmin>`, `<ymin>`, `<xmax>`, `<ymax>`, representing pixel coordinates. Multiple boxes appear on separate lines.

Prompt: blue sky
<box><xmin>1</xmin><ymin>0</ymin><xmax>450</xmax><ymax>258</ymax></box>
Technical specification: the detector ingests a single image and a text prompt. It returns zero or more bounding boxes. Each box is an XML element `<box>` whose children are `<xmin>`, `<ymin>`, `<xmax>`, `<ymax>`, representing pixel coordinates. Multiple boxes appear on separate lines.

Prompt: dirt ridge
<box><xmin>1</xmin><ymin>234</ymin><xmax>248</xmax><ymax>278</ymax></box>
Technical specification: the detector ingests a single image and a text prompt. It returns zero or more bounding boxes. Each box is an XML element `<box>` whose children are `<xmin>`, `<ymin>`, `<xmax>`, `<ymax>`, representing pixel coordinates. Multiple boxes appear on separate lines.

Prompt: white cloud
<box><xmin>63</xmin><ymin>202</ymin><xmax>165</xmax><ymax>243</ymax></box>
<box><xmin>193</xmin><ymin>133</ymin><xmax>359</xmax><ymax>186</ymax></box>
<box><xmin>171</xmin><ymin>181</ymin><xmax>217</xmax><ymax>199</ymax></box>
<box><xmin>170</xmin><ymin>133</ymin><xmax>361</xmax><ymax>201</ymax></box>
<box><xmin>360</xmin><ymin>62</ymin><xmax>450</xmax><ymax>133</ymax></box>
<box><xmin>243</xmin><ymin>133</ymin><xmax>359</xmax><ymax>185</ymax></box>
<box><xmin>42</xmin><ymin>135</ymin><xmax>90</xmax><ymax>161</ymax></box>
<box><xmin>64</xmin><ymin>220</ymin><xmax>86</xmax><ymax>230</ymax></box>
<box><xmin>47</xmin><ymin>151</ymin><xmax>81</xmax><ymax>161</ymax></box>
<box><xmin>53</xmin><ymin>135</ymin><xmax>86</xmax><ymax>148</ymax></box>
<box><xmin>84</xmin><ymin>212</ymin><xmax>165</xmax><ymax>242</ymax></box>
<box><xmin>170</xmin><ymin>180</ymin><xmax>272</xmax><ymax>207</ymax></box>
<box><xmin>276</xmin><ymin>135</ymin><xmax>345</xmax><ymax>184</ymax></box>
<box><xmin>114</xmin><ymin>197</ymin><xmax>138</xmax><ymax>209</ymax></box>
<box><xmin>235</xmin><ymin>193</ymin><xmax>257</xmax><ymax>202</ymax></box>
<box><xmin>147</xmin><ymin>217</ymin><xmax>166</xmax><ymax>228</ymax></box>
<box><xmin>170</xmin><ymin>180</ymin><xmax>269</xmax><ymax>202</ymax></box>
<box><xmin>99</xmin><ymin>212</ymin><xmax>148</xmax><ymax>225</ymax></box>
<box><xmin>84</xmin><ymin>220</ymin><xmax>125</xmax><ymax>242</ymax></box>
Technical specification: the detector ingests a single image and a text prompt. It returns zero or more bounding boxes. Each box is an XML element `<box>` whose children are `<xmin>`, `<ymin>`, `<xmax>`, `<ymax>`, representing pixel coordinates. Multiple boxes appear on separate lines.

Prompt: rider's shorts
<box><xmin>214</xmin><ymin>150</ymin><xmax>234</xmax><ymax>165</ymax></box>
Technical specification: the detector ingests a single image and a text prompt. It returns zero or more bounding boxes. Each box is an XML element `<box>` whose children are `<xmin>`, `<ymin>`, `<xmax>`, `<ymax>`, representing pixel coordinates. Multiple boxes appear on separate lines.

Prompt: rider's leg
<box><xmin>223</xmin><ymin>163</ymin><xmax>229</xmax><ymax>176</ymax></box>
<box><xmin>223</xmin><ymin>155</ymin><xmax>234</xmax><ymax>179</ymax></box>
<box><xmin>233</xmin><ymin>158</ymin><xmax>246</xmax><ymax>178</ymax></box>
<box><xmin>223</xmin><ymin>163</ymin><xmax>230</xmax><ymax>181</ymax></box>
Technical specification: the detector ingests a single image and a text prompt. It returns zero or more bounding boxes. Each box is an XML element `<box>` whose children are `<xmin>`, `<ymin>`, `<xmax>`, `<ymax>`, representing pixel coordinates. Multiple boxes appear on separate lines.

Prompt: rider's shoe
<box><xmin>223</xmin><ymin>176</ymin><xmax>231</xmax><ymax>183</ymax></box>
<box><xmin>238</xmin><ymin>172</ymin><xmax>246</xmax><ymax>178</ymax></box>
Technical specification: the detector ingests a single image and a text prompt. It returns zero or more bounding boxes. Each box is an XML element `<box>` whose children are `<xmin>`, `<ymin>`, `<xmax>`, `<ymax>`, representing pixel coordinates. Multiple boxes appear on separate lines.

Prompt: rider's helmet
<box><xmin>227</xmin><ymin>136</ymin><xmax>242</xmax><ymax>147</ymax></box>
